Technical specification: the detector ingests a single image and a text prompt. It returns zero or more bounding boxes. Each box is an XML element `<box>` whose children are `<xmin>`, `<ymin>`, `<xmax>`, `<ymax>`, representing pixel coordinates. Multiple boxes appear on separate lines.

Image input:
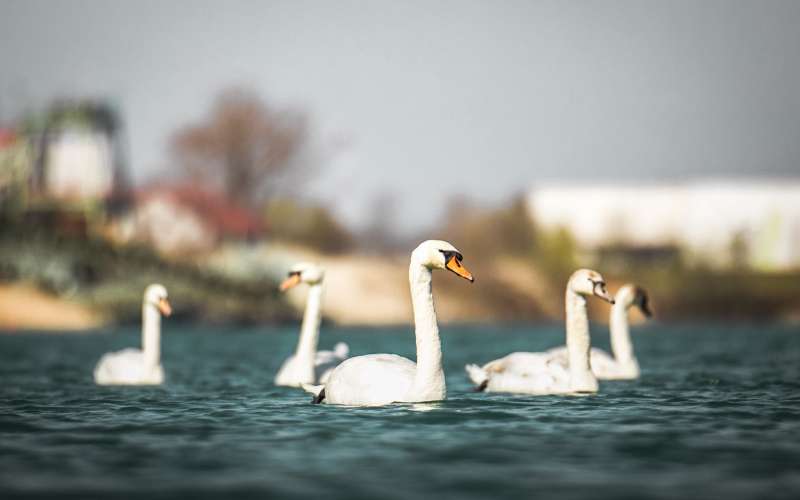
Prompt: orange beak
<box><xmin>279</xmin><ymin>274</ymin><xmax>302</xmax><ymax>292</ymax></box>
<box><xmin>158</xmin><ymin>298</ymin><xmax>172</xmax><ymax>317</ymax></box>
<box><xmin>446</xmin><ymin>255</ymin><xmax>474</xmax><ymax>282</ymax></box>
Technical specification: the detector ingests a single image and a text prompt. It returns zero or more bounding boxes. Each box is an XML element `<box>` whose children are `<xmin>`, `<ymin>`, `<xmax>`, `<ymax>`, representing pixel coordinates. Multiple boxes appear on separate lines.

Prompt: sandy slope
<box><xmin>0</xmin><ymin>283</ymin><xmax>101</xmax><ymax>331</ymax></box>
<box><xmin>283</xmin><ymin>252</ymin><xmax>553</xmax><ymax>325</ymax></box>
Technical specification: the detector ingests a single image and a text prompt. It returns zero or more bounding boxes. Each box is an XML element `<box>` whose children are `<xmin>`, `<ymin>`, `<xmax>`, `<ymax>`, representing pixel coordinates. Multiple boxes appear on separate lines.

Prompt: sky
<box><xmin>2</xmin><ymin>0</ymin><xmax>799</xmax><ymax>233</ymax></box>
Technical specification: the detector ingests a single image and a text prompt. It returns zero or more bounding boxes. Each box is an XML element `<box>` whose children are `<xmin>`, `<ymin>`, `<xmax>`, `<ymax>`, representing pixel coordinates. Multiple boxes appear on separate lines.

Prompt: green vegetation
<box><xmin>438</xmin><ymin>195</ymin><xmax>800</xmax><ymax>322</ymax></box>
<box><xmin>441</xmin><ymin>195</ymin><xmax>578</xmax><ymax>285</ymax></box>
<box><xmin>0</xmin><ymin>215</ymin><xmax>293</xmax><ymax>325</ymax></box>
<box><xmin>619</xmin><ymin>263</ymin><xmax>800</xmax><ymax>321</ymax></box>
<box><xmin>264</xmin><ymin>198</ymin><xmax>353</xmax><ymax>254</ymax></box>
<box><xmin>0</xmin><ymin>136</ymin><xmax>33</xmax><ymax>213</ymax></box>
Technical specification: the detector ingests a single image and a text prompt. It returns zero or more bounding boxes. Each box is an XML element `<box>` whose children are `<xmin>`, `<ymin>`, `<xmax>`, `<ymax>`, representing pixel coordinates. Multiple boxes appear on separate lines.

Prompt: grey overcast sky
<box><xmin>2</xmin><ymin>0</ymin><xmax>799</xmax><ymax>231</ymax></box>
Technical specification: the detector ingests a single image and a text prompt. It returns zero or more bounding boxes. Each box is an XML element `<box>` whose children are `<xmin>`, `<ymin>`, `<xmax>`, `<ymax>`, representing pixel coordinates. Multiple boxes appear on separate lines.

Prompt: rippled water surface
<box><xmin>1</xmin><ymin>323</ymin><xmax>799</xmax><ymax>499</ymax></box>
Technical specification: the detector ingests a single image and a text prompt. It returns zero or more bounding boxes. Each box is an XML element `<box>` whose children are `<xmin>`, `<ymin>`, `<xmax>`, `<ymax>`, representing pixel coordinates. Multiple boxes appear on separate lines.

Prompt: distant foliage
<box><xmin>533</xmin><ymin>226</ymin><xmax>579</xmax><ymax>286</ymax></box>
<box><xmin>440</xmin><ymin>194</ymin><xmax>577</xmax><ymax>284</ymax></box>
<box><xmin>0</xmin><ymin>134</ymin><xmax>32</xmax><ymax>213</ymax></box>
<box><xmin>170</xmin><ymin>88</ymin><xmax>307</xmax><ymax>209</ymax></box>
<box><xmin>0</xmin><ymin>218</ymin><xmax>293</xmax><ymax>324</ymax></box>
<box><xmin>264</xmin><ymin>198</ymin><xmax>353</xmax><ymax>254</ymax></box>
<box><xmin>441</xmin><ymin>195</ymin><xmax>536</xmax><ymax>258</ymax></box>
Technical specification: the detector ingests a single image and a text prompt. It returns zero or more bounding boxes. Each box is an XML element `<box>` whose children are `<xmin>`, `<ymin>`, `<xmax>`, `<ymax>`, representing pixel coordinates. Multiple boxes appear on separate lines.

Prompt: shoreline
<box><xmin>0</xmin><ymin>283</ymin><xmax>103</xmax><ymax>332</ymax></box>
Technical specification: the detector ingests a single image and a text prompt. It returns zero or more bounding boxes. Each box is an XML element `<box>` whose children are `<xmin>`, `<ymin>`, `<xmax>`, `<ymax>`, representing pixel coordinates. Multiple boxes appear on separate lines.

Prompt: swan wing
<box><xmin>467</xmin><ymin>351</ymin><xmax>571</xmax><ymax>394</ymax></box>
<box><xmin>484</xmin><ymin>367</ymin><xmax>569</xmax><ymax>395</ymax></box>
<box><xmin>546</xmin><ymin>345</ymin><xmax>604</xmax><ymax>363</ymax></box>
<box><xmin>467</xmin><ymin>351</ymin><xmax>560</xmax><ymax>392</ymax></box>
<box><xmin>333</xmin><ymin>342</ymin><xmax>349</xmax><ymax>359</ymax></box>
<box><xmin>486</xmin><ymin>352</ymin><xmax>554</xmax><ymax>376</ymax></box>
<box><xmin>590</xmin><ymin>351</ymin><xmax>639</xmax><ymax>380</ymax></box>
<box><xmin>546</xmin><ymin>345</ymin><xmax>567</xmax><ymax>360</ymax></box>
<box><xmin>314</xmin><ymin>341</ymin><xmax>350</xmax><ymax>364</ymax></box>
<box><xmin>547</xmin><ymin>346</ymin><xmax>632</xmax><ymax>380</ymax></box>
<box><xmin>312</xmin><ymin>343</ymin><xmax>351</xmax><ymax>384</ymax></box>
<box><xmin>94</xmin><ymin>349</ymin><xmax>163</xmax><ymax>385</ymax></box>
<box><xmin>547</xmin><ymin>346</ymin><xmax>612</xmax><ymax>365</ymax></box>
<box><xmin>276</xmin><ymin>343</ymin><xmax>352</xmax><ymax>387</ymax></box>
<box><xmin>586</xmin><ymin>348</ymin><xmax>616</xmax><ymax>373</ymax></box>
<box><xmin>314</xmin><ymin>350</ymin><xmax>338</xmax><ymax>365</ymax></box>
<box><xmin>485</xmin><ymin>353</ymin><xmax>570</xmax><ymax>395</ymax></box>
<box><xmin>322</xmin><ymin>354</ymin><xmax>416</xmax><ymax>406</ymax></box>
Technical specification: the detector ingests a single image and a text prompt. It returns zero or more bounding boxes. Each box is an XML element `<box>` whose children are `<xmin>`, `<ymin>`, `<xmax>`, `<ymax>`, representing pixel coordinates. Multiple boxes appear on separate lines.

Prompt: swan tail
<box><xmin>302</xmin><ymin>383</ymin><xmax>326</xmax><ymax>404</ymax></box>
<box><xmin>465</xmin><ymin>363</ymin><xmax>489</xmax><ymax>390</ymax></box>
<box><xmin>333</xmin><ymin>342</ymin><xmax>349</xmax><ymax>359</ymax></box>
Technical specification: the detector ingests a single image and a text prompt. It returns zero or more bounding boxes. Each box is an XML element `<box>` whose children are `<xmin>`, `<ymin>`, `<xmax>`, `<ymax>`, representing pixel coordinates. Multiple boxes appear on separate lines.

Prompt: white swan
<box><xmin>547</xmin><ymin>284</ymin><xmax>651</xmax><ymax>380</ymax></box>
<box><xmin>302</xmin><ymin>240</ymin><xmax>474</xmax><ymax>406</ymax></box>
<box><xmin>465</xmin><ymin>269</ymin><xmax>613</xmax><ymax>395</ymax></box>
<box><xmin>94</xmin><ymin>284</ymin><xmax>172</xmax><ymax>385</ymax></box>
<box><xmin>275</xmin><ymin>263</ymin><xmax>350</xmax><ymax>387</ymax></box>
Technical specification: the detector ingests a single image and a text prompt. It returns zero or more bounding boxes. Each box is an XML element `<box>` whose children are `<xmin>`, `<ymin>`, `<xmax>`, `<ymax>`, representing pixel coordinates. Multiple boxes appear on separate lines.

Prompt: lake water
<box><xmin>1</xmin><ymin>323</ymin><xmax>799</xmax><ymax>499</ymax></box>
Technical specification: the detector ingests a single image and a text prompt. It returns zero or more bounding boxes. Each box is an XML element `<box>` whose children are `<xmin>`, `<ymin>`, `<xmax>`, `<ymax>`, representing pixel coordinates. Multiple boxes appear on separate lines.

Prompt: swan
<box><xmin>274</xmin><ymin>263</ymin><xmax>350</xmax><ymax>387</ymax></box>
<box><xmin>547</xmin><ymin>284</ymin><xmax>651</xmax><ymax>380</ymax></box>
<box><xmin>93</xmin><ymin>284</ymin><xmax>172</xmax><ymax>385</ymax></box>
<box><xmin>302</xmin><ymin>240</ymin><xmax>474</xmax><ymax>406</ymax></box>
<box><xmin>465</xmin><ymin>269</ymin><xmax>614</xmax><ymax>395</ymax></box>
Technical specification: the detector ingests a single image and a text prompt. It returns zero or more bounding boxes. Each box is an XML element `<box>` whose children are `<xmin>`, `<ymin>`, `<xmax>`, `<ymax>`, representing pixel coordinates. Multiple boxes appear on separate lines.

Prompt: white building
<box><xmin>44</xmin><ymin>130</ymin><xmax>114</xmax><ymax>200</ymax></box>
<box><xmin>528</xmin><ymin>181</ymin><xmax>800</xmax><ymax>271</ymax></box>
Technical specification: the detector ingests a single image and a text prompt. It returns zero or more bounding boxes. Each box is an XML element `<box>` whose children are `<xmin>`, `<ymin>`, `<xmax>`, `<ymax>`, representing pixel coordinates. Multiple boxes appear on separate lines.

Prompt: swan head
<box><xmin>279</xmin><ymin>262</ymin><xmax>325</xmax><ymax>291</ymax></box>
<box><xmin>617</xmin><ymin>284</ymin><xmax>652</xmax><ymax>317</ymax></box>
<box><xmin>411</xmin><ymin>240</ymin><xmax>474</xmax><ymax>282</ymax></box>
<box><xmin>144</xmin><ymin>284</ymin><xmax>172</xmax><ymax>317</ymax></box>
<box><xmin>568</xmin><ymin>269</ymin><xmax>614</xmax><ymax>304</ymax></box>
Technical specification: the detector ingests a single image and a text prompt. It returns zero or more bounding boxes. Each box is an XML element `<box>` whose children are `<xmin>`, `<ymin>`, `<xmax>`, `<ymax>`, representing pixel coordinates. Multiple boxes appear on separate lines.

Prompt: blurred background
<box><xmin>1</xmin><ymin>0</ymin><xmax>799</xmax><ymax>330</ymax></box>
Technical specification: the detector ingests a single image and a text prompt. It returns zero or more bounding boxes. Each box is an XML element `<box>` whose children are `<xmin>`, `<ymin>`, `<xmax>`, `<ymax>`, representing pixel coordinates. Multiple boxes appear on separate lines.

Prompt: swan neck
<box><xmin>409</xmin><ymin>263</ymin><xmax>444</xmax><ymax>395</ymax></box>
<box><xmin>295</xmin><ymin>283</ymin><xmax>323</xmax><ymax>366</ymax></box>
<box><xmin>610</xmin><ymin>301</ymin><xmax>635</xmax><ymax>363</ymax></box>
<box><xmin>565</xmin><ymin>288</ymin><xmax>591</xmax><ymax>377</ymax></box>
<box><xmin>142</xmin><ymin>302</ymin><xmax>160</xmax><ymax>366</ymax></box>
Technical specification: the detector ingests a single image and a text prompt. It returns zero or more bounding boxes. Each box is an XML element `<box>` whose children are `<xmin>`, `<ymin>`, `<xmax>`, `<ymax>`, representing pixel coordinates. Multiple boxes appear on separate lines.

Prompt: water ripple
<box><xmin>0</xmin><ymin>324</ymin><xmax>798</xmax><ymax>499</ymax></box>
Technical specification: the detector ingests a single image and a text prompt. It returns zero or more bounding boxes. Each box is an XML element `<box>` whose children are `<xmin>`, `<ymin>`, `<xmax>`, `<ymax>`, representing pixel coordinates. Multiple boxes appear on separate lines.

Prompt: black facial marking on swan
<box><xmin>474</xmin><ymin>380</ymin><xmax>488</xmax><ymax>392</ymax></box>
<box><xmin>312</xmin><ymin>388</ymin><xmax>326</xmax><ymax>404</ymax></box>
<box><xmin>439</xmin><ymin>250</ymin><xmax>464</xmax><ymax>262</ymax></box>
<box><xmin>635</xmin><ymin>287</ymin><xmax>653</xmax><ymax>317</ymax></box>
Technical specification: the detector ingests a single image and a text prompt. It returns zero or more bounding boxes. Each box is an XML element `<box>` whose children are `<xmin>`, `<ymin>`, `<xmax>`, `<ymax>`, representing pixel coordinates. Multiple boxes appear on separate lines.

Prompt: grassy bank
<box><xmin>0</xmin><ymin>218</ymin><xmax>293</xmax><ymax>327</ymax></box>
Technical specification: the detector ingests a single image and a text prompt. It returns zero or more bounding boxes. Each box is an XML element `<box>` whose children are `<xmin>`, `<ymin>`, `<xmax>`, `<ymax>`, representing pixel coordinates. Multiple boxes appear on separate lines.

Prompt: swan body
<box><xmin>94</xmin><ymin>349</ymin><xmax>165</xmax><ymax>385</ymax></box>
<box><xmin>276</xmin><ymin>342</ymin><xmax>349</xmax><ymax>386</ymax></box>
<box><xmin>321</xmin><ymin>354</ymin><xmax>418</xmax><ymax>406</ymax></box>
<box><xmin>548</xmin><ymin>284</ymin><xmax>651</xmax><ymax>380</ymax></box>
<box><xmin>275</xmin><ymin>263</ymin><xmax>350</xmax><ymax>387</ymax></box>
<box><xmin>304</xmin><ymin>240</ymin><xmax>474</xmax><ymax>406</ymax></box>
<box><xmin>94</xmin><ymin>284</ymin><xmax>171</xmax><ymax>386</ymax></box>
<box><xmin>465</xmin><ymin>352</ymin><xmax>570</xmax><ymax>394</ymax></box>
<box><xmin>465</xmin><ymin>269</ymin><xmax>613</xmax><ymax>395</ymax></box>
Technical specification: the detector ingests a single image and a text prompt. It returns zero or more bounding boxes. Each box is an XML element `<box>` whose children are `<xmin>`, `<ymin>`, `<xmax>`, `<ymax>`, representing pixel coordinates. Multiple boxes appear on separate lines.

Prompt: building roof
<box><xmin>137</xmin><ymin>183</ymin><xmax>263</xmax><ymax>239</ymax></box>
<box><xmin>0</xmin><ymin>128</ymin><xmax>17</xmax><ymax>149</ymax></box>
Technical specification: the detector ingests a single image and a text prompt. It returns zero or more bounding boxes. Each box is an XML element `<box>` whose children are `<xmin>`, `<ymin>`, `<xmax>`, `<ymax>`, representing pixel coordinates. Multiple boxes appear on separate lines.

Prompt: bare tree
<box><xmin>358</xmin><ymin>191</ymin><xmax>400</xmax><ymax>252</ymax></box>
<box><xmin>170</xmin><ymin>88</ymin><xmax>307</xmax><ymax>208</ymax></box>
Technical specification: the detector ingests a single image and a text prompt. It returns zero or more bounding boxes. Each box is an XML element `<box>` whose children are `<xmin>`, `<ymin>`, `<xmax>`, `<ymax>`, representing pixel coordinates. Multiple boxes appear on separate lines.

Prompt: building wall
<box><xmin>112</xmin><ymin>196</ymin><xmax>217</xmax><ymax>256</ymax></box>
<box><xmin>528</xmin><ymin>181</ymin><xmax>800</xmax><ymax>270</ymax></box>
<box><xmin>44</xmin><ymin>130</ymin><xmax>114</xmax><ymax>200</ymax></box>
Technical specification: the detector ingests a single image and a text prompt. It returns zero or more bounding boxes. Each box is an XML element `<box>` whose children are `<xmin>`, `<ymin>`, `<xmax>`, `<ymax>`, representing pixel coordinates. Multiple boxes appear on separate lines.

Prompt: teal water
<box><xmin>1</xmin><ymin>323</ymin><xmax>799</xmax><ymax>499</ymax></box>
